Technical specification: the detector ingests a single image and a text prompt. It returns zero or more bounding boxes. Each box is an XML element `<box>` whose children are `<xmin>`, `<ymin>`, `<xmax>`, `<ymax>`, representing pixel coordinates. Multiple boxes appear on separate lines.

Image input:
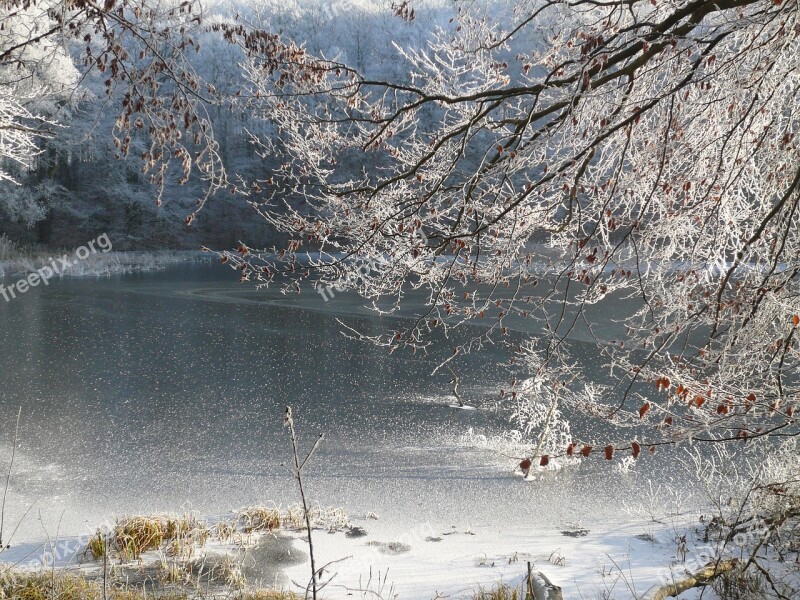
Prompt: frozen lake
<box><xmin>0</xmin><ymin>263</ymin><xmax>693</xmax><ymax>596</ymax></box>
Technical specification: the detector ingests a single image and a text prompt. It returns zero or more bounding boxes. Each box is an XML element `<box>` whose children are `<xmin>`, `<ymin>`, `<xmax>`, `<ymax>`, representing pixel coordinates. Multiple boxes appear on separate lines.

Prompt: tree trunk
<box><xmin>642</xmin><ymin>559</ymin><xmax>738</xmax><ymax>600</ymax></box>
<box><xmin>527</xmin><ymin>562</ymin><xmax>563</xmax><ymax>600</ymax></box>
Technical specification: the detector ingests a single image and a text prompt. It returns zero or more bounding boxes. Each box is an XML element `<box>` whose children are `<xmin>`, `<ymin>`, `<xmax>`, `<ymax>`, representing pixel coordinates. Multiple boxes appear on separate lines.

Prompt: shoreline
<box><xmin>0</xmin><ymin>500</ymin><xmax>723</xmax><ymax>600</ymax></box>
<box><xmin>0</xmin><ymin>250</ymin><xmax>210</xmax><ymax>279</ymax></box>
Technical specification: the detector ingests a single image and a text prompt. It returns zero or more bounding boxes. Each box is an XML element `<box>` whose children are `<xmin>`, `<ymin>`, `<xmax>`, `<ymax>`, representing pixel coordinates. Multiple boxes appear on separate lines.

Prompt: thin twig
<box><xmin>1</xmin><ymin>407</ymin><xmax>22</xmax><ymax>550</ymax></box>
<box><xmin>285</xmin><ymin>406</ymin><xmax>323</xmax><ymax>600</ymax></box>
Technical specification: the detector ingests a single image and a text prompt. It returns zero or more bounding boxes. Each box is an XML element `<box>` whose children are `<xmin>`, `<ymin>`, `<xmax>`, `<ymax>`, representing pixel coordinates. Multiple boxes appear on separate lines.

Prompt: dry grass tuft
<box><xmin>236</xmin><ymin>504</ymin><xmax>348</xmax><ymax>533</ymax></box>
<box><xmin>0</xmin><ymin>569</ymin><xmax>297</xmax><ymax>599</ymax></box>
<box><xmin>85</xmin><ymin>506</ymin><xmax>348</xmax><ymax>562</ymax></box>
<box><xmin>85</xmin><ymin>513</ymin><xmax>211</xmax><ymax>561</ymax></box>
<box><xmin>69</xmin><ymin>507</ymin><xmax>347</xmax><ymax>598</ymax></box>
<box><xmin>237</xmin><ymin>507</ymin><xmax>282</xmax><ymax>533</ymax></box>
<box><xmin>214</xmin><ymin>520</ymin><xmax>236</xmax><ymax>544</ymax></box>
<box><xmin>240</xmin><ymin>591</ymin><xmax>299</xmax><ymax>600</ymax></box>
<box><xmin>0</xmin><ymin>570</ymin><xmax>191</xmax><ymax>600</ymax></box>
<box><xmin>114</xmin><ymin>516</ymin><xmax>165</xmax><ymax>559</ymax></box>
<box><xmin>471</xmin><ymin>583</ymin><xmax>522</xmax><ymax>600</ymax></box>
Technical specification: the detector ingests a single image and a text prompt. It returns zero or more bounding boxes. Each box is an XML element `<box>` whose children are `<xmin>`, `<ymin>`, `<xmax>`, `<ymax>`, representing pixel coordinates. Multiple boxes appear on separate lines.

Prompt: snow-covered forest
<box><xmin>0</xmin><ymin>0</ymin><xmax>450</xmax><ymax>249</ymax></box>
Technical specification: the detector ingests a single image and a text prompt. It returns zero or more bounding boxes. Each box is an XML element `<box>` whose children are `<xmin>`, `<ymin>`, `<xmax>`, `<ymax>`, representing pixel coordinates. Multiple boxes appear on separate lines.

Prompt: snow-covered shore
<box><xmin>0</xmin><ymin>501</ymin><xmax>727</xmax><ymax>600</ymax></box>
<box><xmin>0</xmin><ymin>250</ymin><xmax>209</xmax><ymax>279</ymax></box>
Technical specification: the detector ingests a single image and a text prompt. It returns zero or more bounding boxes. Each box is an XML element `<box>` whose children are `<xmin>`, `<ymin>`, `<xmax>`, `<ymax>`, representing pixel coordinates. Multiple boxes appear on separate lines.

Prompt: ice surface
<box><xmin>0</xmin><ymin>264</ymin><xmax>702</xmax><ymax>597</ymax></box>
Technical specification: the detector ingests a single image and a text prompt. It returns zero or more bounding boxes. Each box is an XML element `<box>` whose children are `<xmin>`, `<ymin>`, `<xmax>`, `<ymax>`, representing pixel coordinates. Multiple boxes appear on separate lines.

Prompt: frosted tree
<box><xmin>0</xmin><ymin>0</ymin><xmax>228</xmax><ymax>222</ymax></box>
<box><xmin>0</xmin><ymin>88</ymin><xmax>50</xmax><ymax>185</ymax></box>
<box><xmin>0</xmin><ymin>0</ymin><xmax>76</xmax><ymax>185</ymax></box>
<box><xmin>0</xmin><ymin>0</ymin><xmax>81</xmax><ymax>227</ymax></box>
<box><xmin>225</xmin><ymin>0</ymin><xmax>800</xmax><ymax>463</ymax></box>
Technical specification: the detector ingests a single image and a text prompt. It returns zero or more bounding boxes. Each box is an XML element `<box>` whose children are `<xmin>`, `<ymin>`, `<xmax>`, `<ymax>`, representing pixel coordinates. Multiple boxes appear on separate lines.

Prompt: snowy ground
<box><xmin>0</xmin><ymin>509</ymin><xmax>707</xmax><ymax>600</ymax></box>
<box><xmin>275</xmin><ymin>510</ymin><xmax>701</xmax><ymax>599</ymax></box>
<box><xmin>0</xmin><ymin>469</ymin><xmax>720</xmax><ymax>600</ymax></box>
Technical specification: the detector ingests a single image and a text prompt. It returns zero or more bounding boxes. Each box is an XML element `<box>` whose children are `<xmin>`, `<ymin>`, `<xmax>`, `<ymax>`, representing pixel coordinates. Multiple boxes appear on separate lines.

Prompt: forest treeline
<box><xmin>0</xmin><ymin>0</ymin><xmax>481</xmax><ymax>251</ymax></box>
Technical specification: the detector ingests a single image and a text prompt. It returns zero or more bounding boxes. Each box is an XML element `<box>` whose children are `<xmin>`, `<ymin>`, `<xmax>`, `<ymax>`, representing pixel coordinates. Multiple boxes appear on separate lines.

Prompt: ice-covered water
<box><xmin>0</xmin><ymin>264</ymin><xmax>691</xmax><ymax>595</ymax></box>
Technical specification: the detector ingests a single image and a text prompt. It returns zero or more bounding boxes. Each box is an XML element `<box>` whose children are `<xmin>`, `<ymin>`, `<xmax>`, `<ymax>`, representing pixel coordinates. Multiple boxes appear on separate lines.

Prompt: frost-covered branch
<box><xmin>0</xmin><ymin>0</ymin><xmax>228</xmax><ymax>218</ymax></box>
<box><xmin>222</xmin><ymin>0</ymin><xmax>799</xmax><ymax>453</ymax></box>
